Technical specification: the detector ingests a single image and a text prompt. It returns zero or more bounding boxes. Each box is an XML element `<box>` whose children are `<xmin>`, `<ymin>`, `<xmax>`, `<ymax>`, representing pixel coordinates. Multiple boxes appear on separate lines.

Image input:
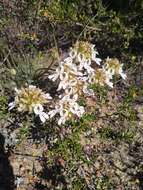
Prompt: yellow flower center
<box><xmin>95</xmin><ymin>69</ymin><xmax>106</xmax><ymax>84</ymax></box>
<box><xmin>16</xmin><ymin>87</ymin><xmax>48</xmax><ymax>113</ymax></box>
<box><xmin>75</xmin><ymin>41</ymin><xmax>92</xmax><ymax>60</ymax></box>
<box><xmin>106</xmin><ymin>58</ymin><xmax>120</xmax><ymax>73</ymax></box>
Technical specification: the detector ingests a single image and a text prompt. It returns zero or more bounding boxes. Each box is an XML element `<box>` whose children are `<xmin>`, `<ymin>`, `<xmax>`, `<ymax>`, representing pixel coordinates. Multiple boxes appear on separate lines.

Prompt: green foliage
<box><xmin>90</xmin><ymin>84</ymin><xmax>107</xmax><ymax>103</ymax></box>
<box><xmin>118</xmin><ymin>86</ymin><xmax>137</xmax><ymax>120</ymax></box>
<box><xmin>81</xmin><ymin>113</ymin><xmax>96</xmax><ymax>122</ymax></box>
<box><xmin>95</xmin><ymin>175</ymin><xmax>113</xmax><ymax>190</ymax></box>
<box><xmin>99</xmin><ymin>126</ymin><xmax>134</xmax><ymax>142</ymax></box>
<box><xmin>72</xmin><ymin>178</ymin><xmax>86</xmax><ymax>190</ymax></box>
<box><xmin>18</xmin><ymin>123</ymin><xmax>30</xmax><ymax>141</ymax></box>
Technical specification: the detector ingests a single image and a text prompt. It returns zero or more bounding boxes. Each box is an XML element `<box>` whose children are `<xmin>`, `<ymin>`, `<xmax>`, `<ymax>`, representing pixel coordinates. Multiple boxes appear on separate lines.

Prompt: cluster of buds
<box><xmin>9</xmin><ymin>41</ymin><xmax>126</xmax><ymax>125</ymax></box>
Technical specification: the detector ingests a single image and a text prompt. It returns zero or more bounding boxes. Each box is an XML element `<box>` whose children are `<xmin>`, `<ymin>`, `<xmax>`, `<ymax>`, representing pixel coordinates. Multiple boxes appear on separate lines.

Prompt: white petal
<box><xmin>85</xmin><ymin>65</ymin><xmax>94</xmax><ymax>74</ymax></box>
<box><xmin>69</xmin><ymin>49</ymin><xmax>77</xmax><ymax>58</ymax></box>
<box><xmin>119</xmin><ymin>68</ymin><xmax>127</xmax><ymax>80</ymax></box>
<box><xmin>48</xmin><ymin>110</ymin><xmax>57</xmax><ymax>118</ymax></box>
<box><xmin>57</xmin><ymin>80</ymin><xmax>68</xmax><ymax>91</ymax></box>
<box><xmin>8</xmin><ymin>102</ymin><xmax>15</xmax><ymax>110</ymax></box>
<box><xmin>29</xmin><ymin>85</ymin><xmax>36</xmax><ymax>89</ymax></box>
<box><xmin>107</xmin><ymin>81</ymin><xmax>113</xmax><ymax>88</ymax></box>
<box><xmin>48</xmin><ymin>73</ymin><xmax>59</xmax><ymax>81</ymax></box>
<box><xmin>14</xmin><ymin>87</ymin><xmax>19</xmax><ymax>94</ymax></box>
<box><xmin>60</xmin><ymin>71</ymin><xmax>69</xmax><ymax>81</ymax></box>
<box><xmin>58</xmin><ymin>116</ymin><xmax>66</xmax><ymax>125</ymax></box>
<box><xmin>73</xmin><ymin>94</ymin><xmax>78</xmax><ymax>101</ymax></box>
<box><xmin>70</xmin><ymin>107</ymin><xmax>76</xmax><ymax>114</ymax></box>
<box><xmin>120</xmin><ymin>72</ymin><xmax>127</xmax><ymax>80</ymax></box>
<box><xmin>39</xmin><ymin>114</ymin><xmax>46</xmax><ymax>123</ymax></box>
<box><xmin>77</xmin><ymin>109</ymin><xmax>85</xmax><ymax>117</ymax></box>
<box><xmin>34</xmin><ymin>104</ymin><xmax>43</xmax><ymax>115</ymax></box>
<box><xmin>45</xmin><ymin>93</ymin><xmax>52</xmax><ymax>99</ymax></box>
<box><xmin>94</xmin><ymin>57</ymin><xmax>102</xmax><ymax>65</ymax></box>
<box><xmin>64</xmin><ymin>56</ymin><xmax>73</xmax><ymax>64</ymax></box>
<box><xmin>42</xmin><ymin>112</ymin><xmax>49</xmax><ymax>119</ymax></box>
<box><xmin>39</xmin><ymin>112</ymin><xmax>49</xmax><ymax>123</ymax></box>
<box><xmin>78</xmin><ymin>53</ymin><xmax>85</xmax><ymax>63</ymax></box>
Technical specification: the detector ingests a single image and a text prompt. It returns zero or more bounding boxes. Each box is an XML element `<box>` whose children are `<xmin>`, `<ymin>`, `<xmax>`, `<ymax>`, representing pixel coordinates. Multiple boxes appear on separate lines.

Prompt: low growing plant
<box><xmin>9</xmin><ymin>41</ymin><xmax>126</xmax><ymax>125</ymax></box>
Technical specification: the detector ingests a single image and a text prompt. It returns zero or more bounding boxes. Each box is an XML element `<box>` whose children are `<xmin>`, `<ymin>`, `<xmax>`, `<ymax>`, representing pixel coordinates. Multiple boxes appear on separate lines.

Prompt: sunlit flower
<box><xmin>8</xmin><ymin>40</ymin><xmax>127</xmax><ymax>126</ymax></box>
<box><xmin>49</xmin><ymin>57</ymin><xmax>82</xmax><ymax>81</ymax></box>
<box><xmin>89</xmin><ymin>69</ymin><xmax>113</xmax><ymax>88</ymax></box>
<box><xmin>64</xmin><ymin>76</ymin><xmax>94</xmax><ymax>97</ymax></box>
<box><xmin>78</xmin><ymin>59</ymin><xmax>95</xmax><ymax>74</ymax></box>
<box><xmin>15</xmin><ymin>176</ymin><xmax>23</xmax><ymax>188</ymax></box>
<box><xmin>8</xmin><ymin>85</ymin><xmax>52</xmax><ymax>123</ymax></box>
<box><xmin>34</xmin><ymin>104</ymin><xmax>49</xmax><ymax>123</ymax></box>
<box><xmin>69</xmin><ymin>41</ymin><xmax>101</xmax><ymax>65</ymax></box>
<box><xmin>49</xmin><ymin>56</ymin><xmax>83</xmax><ymax>92</ymax></box>
<box><xmin>104</xmin><ymin>57</ymin><xmax>126</xmax><ymax>80</ymax></box>
<box><xmin>48</xmin><ymin>94</ymin><xmax>84</xmax><ymax>125</ymax></box>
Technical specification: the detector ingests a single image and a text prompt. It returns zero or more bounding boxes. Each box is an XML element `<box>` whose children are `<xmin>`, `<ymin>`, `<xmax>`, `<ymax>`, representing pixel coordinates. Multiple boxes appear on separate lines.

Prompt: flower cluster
<box><xmin>47</xmin><ymin>41</ymin><xmax>126</xmax><ymax>124</ymax></box>
<box><xmin>9</xmin><ymin>85</ymin><xmax>52</xmax><ymax>123</ymax></box>
<box><xmin>48</xmin><ymin>94</ymin><xmax>84</xmax><ymax>125</ymax></box>
<box><xmin>103</xmin><ymin>57</ymin><xmax>127</xmax><ymax>80</ymax></box>
<box><xmin>9</xmin><ymin>41</ymin><xmax>126</xmax><ymax>125</ymax></box>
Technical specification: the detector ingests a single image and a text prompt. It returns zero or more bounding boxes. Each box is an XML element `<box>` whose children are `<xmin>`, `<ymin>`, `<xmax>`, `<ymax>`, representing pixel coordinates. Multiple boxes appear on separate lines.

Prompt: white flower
<box><xmin>9</xmin><ymin>85</ymin><xmax>51</xmax><ymax>123</ymax></box>
<box><xmin>83</xmin><ymin>84</ymin><xmax>94</xmax><ymax>96</ymax></box>
<box><xmin>34</xmin><ymin>104</ymin><xmax>49</xmax><ymax>123</ymax></box>
<box><xmin>48</xmin><ymin>108</ymin><xmax>58</xmax><ymax>118</ymax></box>
<box><xmin>104</xmin><ymin>57</ymin><xmax>126</xmax><ymax>80</ymax></box>
<box><xmin>69</xmin><ymin>48</ymin><xmax>77</xmax><ymax>59</ymax></box>
<box><xmin>58</xmin><ymin>108</ymin><xmax>69</xmax><ymax>125</ymax></box>
<box><xmin>8</xmin><ymin>101</ymin><xmax>15</xmax><ymax>110</ymax></box>
<box><xmin>78</xmin><ymin>59</ymin><xmax>94</xmax><ymax>74</ymax></box>
<box><xmin>91</xmin><ymin>45</ymin><xmax>102</xmax><ymax>65</ymax></box>
<box><xmin>45</xmin><ymin>93</ymin><xmax>52</xmax><ymax>99</ymax></box>
<box><xmin>48</xmin><ymin>66</ymin><xmax>63</xmax><ymax>81</ymax></box>
<box><xmin>48</xmin><ymin>93</ymin><xmax>84</xmax><ymax>125</ymax></box>
<box><xmin>15</xmin><ymin>176</ymin><xmax>23</xmax><ymax>188</ymax></box>
<box><xmin>119</xmin><ymin>65</ymin><xmax>127</xmax><ymax>80</ymax></box>
<box><xmin>89</xmin><ymin>69</ymin><xmax>113</xmax><ymax>88</ymax></box>
<box><xmin>7</xmin><ymin>41</ymin><xmax>127</xmax><ymax>126</ymax></box>
<box><xmin>69</xmin><ymin>102</ymin><xmax>85</xmax><ymax>117</ymax></box>
<box><xmin>49</xmin><ymin>57</ymin><xmax>82</xmax><ymax>84</ymax></box>
<box><xmin>57</xmin><ymin>78</ymin><xmax>77</xmax><ymax>91</ymax></box>
<box><xmin>70</xmin><ymin>41</ymin><xmax>101</xmax><ymax>65</ymax></box>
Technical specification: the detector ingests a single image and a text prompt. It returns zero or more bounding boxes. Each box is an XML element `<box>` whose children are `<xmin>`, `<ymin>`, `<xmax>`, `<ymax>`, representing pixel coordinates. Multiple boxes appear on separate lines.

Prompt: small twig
<box><xmin>50</xmin><ymin>23</ymin><xmax>61</xmax><ymax>62</ymax></box>
<box><xmin>77</xmin><ymin>14</ymin><xmax>100</xmax><ymax>41</ymax></box>
<box><xmin>1</xmin><ymin>47</ymin><xmax>13</xmax><ymax>65</ymax></box>
<box><xmin>14</xmin><ymin>151</ymin><xmax>41</xmax><ymax>158</ymax></box>
<box><xmin>34</xmin><ymin>0</ymin><xmax>42</xmax><ymax>34</ymax></box>
<box><xmin>75</xmin><ymin>22</ymin><xmax>101</xmax><ymax>31</ymax></box>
